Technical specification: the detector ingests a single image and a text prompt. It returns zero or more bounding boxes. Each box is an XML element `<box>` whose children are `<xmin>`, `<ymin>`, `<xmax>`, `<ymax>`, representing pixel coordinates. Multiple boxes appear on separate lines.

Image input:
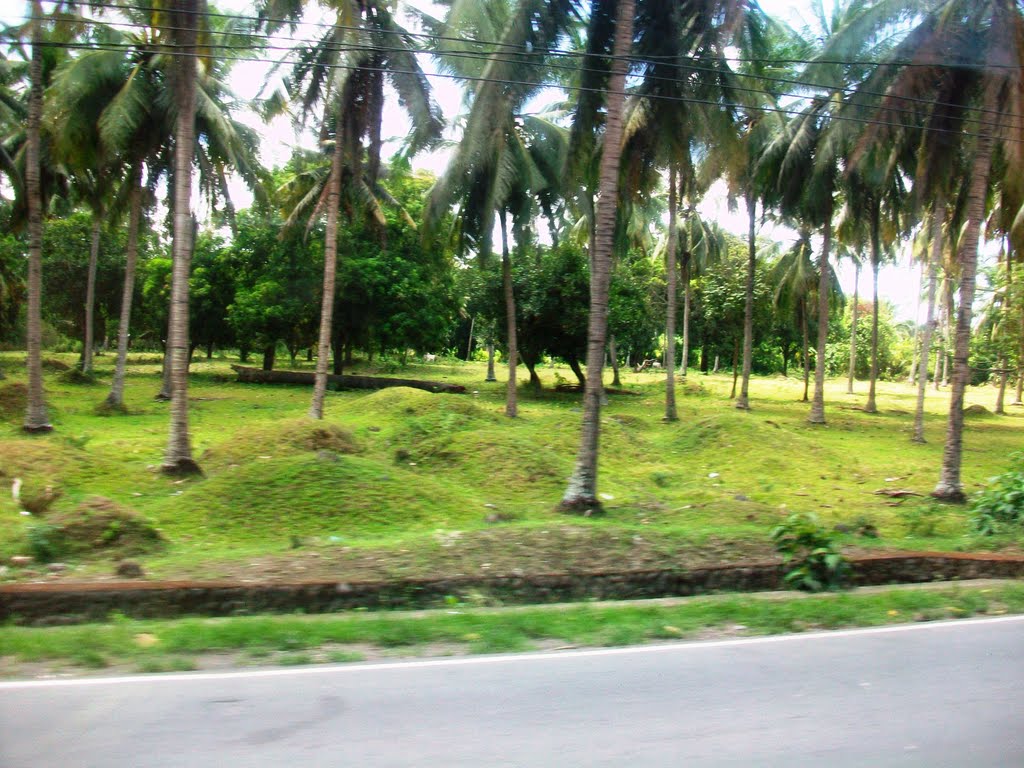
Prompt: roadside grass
<box><xmin>1</xmin><ymin>582</ymin><xmax>1022</xmax><ymax>677</ymax></box>
<box><xmin>1</xmin><ymin>350</ymin><xmax>1023</xmax><ymax>580</ymax></box>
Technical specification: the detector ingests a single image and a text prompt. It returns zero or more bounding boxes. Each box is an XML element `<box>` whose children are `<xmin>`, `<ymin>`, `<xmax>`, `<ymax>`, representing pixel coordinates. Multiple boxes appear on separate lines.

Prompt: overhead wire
<box><xmin>37</xmin><ymin>11</ymin><xmax>1024</xmax><ymax>130</ymax></box>
<box><xmin>21</xmin><ymin>1</ymin><xmax>1024</xmax><ymax>70</ymax></box>
<box><xmin>34</xmin><ymin>37</ymin><xmax>1024</xmax><ymax>145</ymax></box>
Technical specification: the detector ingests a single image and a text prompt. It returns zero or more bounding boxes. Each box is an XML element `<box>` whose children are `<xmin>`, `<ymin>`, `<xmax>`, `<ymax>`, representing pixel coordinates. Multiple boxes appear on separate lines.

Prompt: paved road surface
<box><xmin>3</xmin><ymin>616</ymin><xmax>1023</xmax><ymax>767</ymax></box>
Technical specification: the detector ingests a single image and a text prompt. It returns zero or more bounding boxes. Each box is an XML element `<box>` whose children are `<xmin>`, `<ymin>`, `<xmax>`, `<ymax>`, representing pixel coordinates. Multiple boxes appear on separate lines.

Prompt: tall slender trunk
<box><xmin>942</xmin><ymin>277</ymin><xmax>953</xmax><ymax>386</ymax></box>
<box><xmin>23</xmin><ymin>0</ymin><xmax>50</xmax><ymax>432</ymax></box>
<box><xmin>908</xmin><ymin>264</ymin><xmax>923</xmax><ymax>384</ymax></box>
<box><xmin>561</xmin><ymin>0</ymin><xmax>634</xmax><ymax>512</ymax></box>
<box><xmin>610</xmin><ymin>334</ymin><xmax>621</xmax><ymax>387</ymax></box>
<box><xmin>680</xmin><ymin>261</ymin><xmax>691</xmax><ymax>378</ymax></box>
<box><xmin>730</xmin><ymin>336</ymin><xmax>740</xmax><ymax>398</ymax></box>
<box><xmin>664</xmin><ymin>163</ymin><xmax>678</xmax><ymax>421</ymax></box>
<box><xmin>465</xmin><ymin>315</ymin><xmax>474</xmax><ymax>361</ymax></box>
<box><xmin>736</xmin><ymin>190</ymin><xmax>757</xmax><ymax>409</ymax></box>
<box><xmin>847</xmin><ymin>262</ymin><xmax>860</xmax><ymax>394</ymax></box>
<box><xmin>308</xmin><ymin>113</ymin><xmax>344</xmax><ymax>419</ymax></box>
<box><xmin>912</xmin><ymin>192</ymin><xmax>944</xmax><ymax>443</ymax></box>
<box><xmin>809</xmin><ymin>212</ymin><xmax>833</xmax><ymax>424</ymax></box>
<box><xmin>161</xmin><ymin>0</ymin><xmax>201</xmax><ymax>475</ymax></box>
<box><xmin>995</xmin><ymin>244</ymin><xmax>1010</xmax><ymax>415</ymax></box>
<box><xmin>801</xmin><ymin>299</ymin><xmax>810</xmax><ymax>402</ymax></box>
<box><xmin>500</xmin><ymin>209</ymin><xmax>518</xmax><ymax>418</ymax></box>
<box><xmin>156</xmin><ymin>180</ymin><xmax>174</xmax><ymax>401</ymax></box>
<box><xmin>105</xmin><ymin>161</ymin><xmax>143</xmax><ymax>411</ymax></box>
<box><xmin>1015</xmin><ymin>254</ymin><xmax>1024</xmax><ymax>404</ymax></box>
<box><xmin>485</xmin><ymin>340</ymin><xmax>496</xmax><ymax>381</ymax></box>
<box><xmin>865</xmin><ymin>233</ymin><xmax>881</xmax><ymax>413</ymax></box>
<box><xmin>82</xmin><ymin>216</ymin><xmax>101</xmax><ymax>373</ymax></box>
<box><xmin>933</xmin><ymin>88</ymin><xmax>997</xmax><ymax>501</ymax></box>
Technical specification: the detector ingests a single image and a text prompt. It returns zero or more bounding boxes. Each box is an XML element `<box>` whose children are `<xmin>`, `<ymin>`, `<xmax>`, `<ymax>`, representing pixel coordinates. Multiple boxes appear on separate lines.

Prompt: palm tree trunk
<box><xmin>610</xmin><ymin>334</ymin><xmax>621</xmax><ymax>387</ymax></box>
<box><xmin>801</xmin><ymin>299</ymin><xmax>810</xmax><ymax>402</ymax></box>
<box><xmin>465</xmin><ymin>315</ymin><xmax>474</xmax><ymax>361</ymax></box>
<box><xmin>161</xmin><ymin>0</ymin><xmax>201</xmax><ymax>475</ymax></box>
<box><xmin>907</xmin><ymin>264</ymin><xmax>923</xmax><ymax>384</ymax></box>
<box><xmin>23</xmin><ymin>0</ymin><xmax>50</xmax><ymax>433</ymax></box>
<box><xmin>865</xmin><ymin>253</ymin><xmax>880</xmax><ymax>414</ymax></box>
<box><xmin>809</xmin><ymin>212</ymin><xmax>833</xmax><ymax>424</ymax></box>
<box><xmin>995</xmin><ymin>354</ymin><xmax>1008</xmax><ymax>414</ymax></box>
<box><xmin>680</xmin><ymin>261</ymin><xmax>691</xmax><ymax>378</ymax></box>
<box><xmin>730</xmin><ymin>336</ymin><xmax>740</xmax><ymax>398</ymax></box>
<box><xmin>847</xmin><ymin>262</ymin><xmax>859</xmax><ymax>394</ymax></box>
<box><xmin>942</xmin><ymin>278</ymin><xmax>953</xmax><ymax>386</ymax></box>
<box><xmin>500</xmin><ymin>208</ymin><xmax>518</xmax><ymax>418</ymax></box>
<box><xmin>664</xmin><ymin>163</ymin><xmax>678</xmax><ymax>421</ymax></box>
<box><xmin>309</xmin><ymin>113</ymin><xmax>344</xmax><ymax>420</ymax></box>
<box><xmin>105</xmin><ymin>161</ymin><xmax>143</xmax><ymax>412</ymax></box>
<box><xmin>933</xmin><ymin>89</ymin><xmax>997</xmax><ymax>501</ymax></box>
<box><xmin>485</xmin><ymin>338</ymin><xmax>496</xmax><ymax>381</ymax></box>
<box><xmin>561</xmin><ymin>0</ymin><xmax>634</xmax><ymax>512</ymax></box>
<box><xmin>1014</xmin><ymin>250</ymin><xmax>1023</xmax><ymax>406</ymax></box>
<box><xmin>81</xmin><ymin>216</ymin><xmax>101</xmax><ymax>373</ymax></box>
<box><xmin>912</xmin><ymin>192</ymin><xmax>944</xmax><ymax>443</ymax></box>
<box><xmin>736</xmin><ymin>190</ymin><xmax>757</xmax><ymax>410</ymax></box>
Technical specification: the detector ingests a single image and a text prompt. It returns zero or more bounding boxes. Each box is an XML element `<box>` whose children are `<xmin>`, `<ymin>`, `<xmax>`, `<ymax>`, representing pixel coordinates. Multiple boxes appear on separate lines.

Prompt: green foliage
<box><xmin>770</xmin><ymin>513</ymin><xmax>850</xmax><ymax>592</ymax></box>
<box><xmin>26</xmin><ymin>523</ymin><xmax>66</xmax><ymax>563</ymax></box>
<box><xmin>970</xmin><ymin>453</ymin><xmax>1024</xmax><ymax>535</ymax></box>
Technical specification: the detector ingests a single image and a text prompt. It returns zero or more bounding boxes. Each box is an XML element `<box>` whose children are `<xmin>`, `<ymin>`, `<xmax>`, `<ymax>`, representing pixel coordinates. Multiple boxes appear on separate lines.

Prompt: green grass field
<box><xmin>1</xmin><ymin>350</ymin><xmax>1022</xmax><ymax>582</ymax></box>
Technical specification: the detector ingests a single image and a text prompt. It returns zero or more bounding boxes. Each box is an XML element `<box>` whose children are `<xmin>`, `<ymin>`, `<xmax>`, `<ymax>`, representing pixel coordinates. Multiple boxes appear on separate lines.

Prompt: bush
<box><xmin>770</xmin><ymin>512</ymin><xmax>849</xmax><ymax>592</ymax></box>
<box><xmin>969</xmin><ymin>453</ymin><xmax>1024</xmax><ymax>535</ymax></box>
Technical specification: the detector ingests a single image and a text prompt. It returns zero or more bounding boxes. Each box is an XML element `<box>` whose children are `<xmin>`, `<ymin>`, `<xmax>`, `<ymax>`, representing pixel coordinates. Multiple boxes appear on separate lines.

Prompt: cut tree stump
<box><xmin>231</xmin><ymin>365</ymin><xmax>466</xmax><ymax>394</ymax></box>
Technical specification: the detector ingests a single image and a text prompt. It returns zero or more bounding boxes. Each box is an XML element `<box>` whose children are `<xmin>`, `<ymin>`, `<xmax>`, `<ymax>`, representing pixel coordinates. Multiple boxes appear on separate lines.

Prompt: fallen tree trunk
<box><xmin>231</xmin><ymin>365</ymin><xmax>466</xmax><ymax>394</ymax></box>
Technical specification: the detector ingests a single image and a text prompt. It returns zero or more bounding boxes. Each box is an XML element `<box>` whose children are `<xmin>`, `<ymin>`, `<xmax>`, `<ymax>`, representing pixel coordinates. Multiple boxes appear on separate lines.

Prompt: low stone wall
<box><xmin>2</xmin><ymin>552</ymin><xmax>1023</xmax><ymax>626</ymax></box>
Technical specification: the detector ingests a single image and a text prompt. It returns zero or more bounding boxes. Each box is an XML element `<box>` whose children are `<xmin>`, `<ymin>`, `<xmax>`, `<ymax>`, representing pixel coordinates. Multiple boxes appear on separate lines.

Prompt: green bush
<box><xmin>970</xmin><ymin>453</ymin><xmax>1024</xmax><ymax>535</ymax></box>
<box><xmin>26</xmin><ymin>524</ymin><xmax>67</xmax><ymax>563</ymax></box>
<box><xmin>770</xmin><ymin>512</ymin><xmax>849</xmax><ymax>592</ymax></box>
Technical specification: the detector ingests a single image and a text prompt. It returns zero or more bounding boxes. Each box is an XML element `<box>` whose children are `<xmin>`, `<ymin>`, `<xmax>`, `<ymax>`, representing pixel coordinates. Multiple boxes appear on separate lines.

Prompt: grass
<box><xmin>0</xmin><ymin>350</ymin><xmax>1022</xmax><ymax>583</ymax></box>
<box><xmin>1</xmin><ymin>582</ymin><xmax>1022</xmax><ymax>677</ymax></box>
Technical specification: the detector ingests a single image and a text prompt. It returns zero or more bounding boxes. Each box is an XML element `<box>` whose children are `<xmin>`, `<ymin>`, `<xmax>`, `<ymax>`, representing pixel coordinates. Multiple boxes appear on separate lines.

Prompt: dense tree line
<box><xmin>1</xmin><ymin>0</ymin><xmax>1021</xmax><ymax>504</ymax></box>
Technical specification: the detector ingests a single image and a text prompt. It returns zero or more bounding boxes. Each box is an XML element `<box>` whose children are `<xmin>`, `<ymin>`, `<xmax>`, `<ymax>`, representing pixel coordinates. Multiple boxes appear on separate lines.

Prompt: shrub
<box><xmin>970</xmin><ymin>453</ymin><xmax>1024</xmax><ymax>535</ymax></box>
<box><xmin>770</xmin><ymin>512</ymin><xmax>849</xmax><ymax>592</ymax></box>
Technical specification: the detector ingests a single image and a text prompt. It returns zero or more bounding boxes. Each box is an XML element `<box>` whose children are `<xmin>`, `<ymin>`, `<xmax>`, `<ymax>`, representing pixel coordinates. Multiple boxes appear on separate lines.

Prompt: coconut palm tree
<box><xmin>560</xmin><ymin>0</ymin><xmax>635</xmax><ymax>512</ymax></box>
<box><xmin>22</xmin><ymin>0</ymin><xmax>51</xmax><ymax>433</ymax></box>
<box><xmin>261</xmin><ymin>0</ymin><xmax>443</xmax><ymax>419</ymax></box>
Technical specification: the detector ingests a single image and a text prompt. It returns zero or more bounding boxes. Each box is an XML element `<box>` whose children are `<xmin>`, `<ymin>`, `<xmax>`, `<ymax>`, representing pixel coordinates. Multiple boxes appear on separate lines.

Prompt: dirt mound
<box><xmin>46</xmin><ymin>497</ymin><xmax>166</xmax><ymax>558</ymax></box>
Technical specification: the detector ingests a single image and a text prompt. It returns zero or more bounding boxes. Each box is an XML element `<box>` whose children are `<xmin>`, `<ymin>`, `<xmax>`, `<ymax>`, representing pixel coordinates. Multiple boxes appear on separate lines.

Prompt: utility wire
<box><xmin>28</xmin><ymin>17</ymin><xmax>1024</xmax><ymax>133</ymax></box>
<box><xmin>23</xmin><ymin>1</ymin><xmax>1024</xmax><ymax>70</ymax></box>
<box><xmin>35</xmin><ymin>39</ymin><xmax>1024</xmax><ymax>145</ymax></box>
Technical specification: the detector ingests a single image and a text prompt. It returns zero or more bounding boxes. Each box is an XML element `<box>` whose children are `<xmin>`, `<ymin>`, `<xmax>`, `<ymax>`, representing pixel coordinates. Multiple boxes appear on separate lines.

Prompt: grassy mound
<box><xmin>26</xmin><ymin>497</ymin><xmax>165</xmax><ymax>562</ymax></box>
<box><xmin>201</xmin><ymin>418</ymin><xmax>361</xmax><ymax>469</ymax></box>
<box><xmin>0</xmin><ymin>382</ymin><xmax>27</xmax><ymax>419</ymax></box>
<box><xmin>147</xmin><ymin>453</ymin><xmax>482</xmax><ymax>542</ymax></box>
<box><xmin>358</xmin><ymin>386</ymin><xmax>493</xmax><ymax>421</ymax></box>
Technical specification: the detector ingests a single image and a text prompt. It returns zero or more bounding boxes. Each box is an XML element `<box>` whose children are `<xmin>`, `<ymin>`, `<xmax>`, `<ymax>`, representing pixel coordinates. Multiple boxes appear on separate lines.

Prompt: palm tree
<box><xmin>770</xmin><ymin>231</ymin><xmax>821</xmax><ymax>402</ymax></box>
<box><xmin>262</xmin><ymin>0</ymin><xmax>443</xmax><ymax>419</ymax></box>
<box><xmin>161</xmin><ymin>0</ymin><xmax>203</xmax><ymax>475</ymax></box>
<box><xmin>561</xmin><ymin>0</ymin><xmax>635</xmax><ymax>512</ymax></box>
<box><xmin>23</xmin><ymin>0</ymin><xmax>50</xmax><ymax>433</ymax></box>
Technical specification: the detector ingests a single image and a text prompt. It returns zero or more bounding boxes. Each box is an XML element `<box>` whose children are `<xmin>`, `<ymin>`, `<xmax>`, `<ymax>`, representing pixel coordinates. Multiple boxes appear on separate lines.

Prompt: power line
<box><xmin>27</xmin><ymin>1</ymin><xmax>1024</xmax><ymax>71</ymax></box>
<box><xmin>30</xmin><ymin>14</ymin><xmax>1024</xmax><ymax>131</ymax></box>
<box><xmin>35</xmin><ymin>39</ymin><xmax>1024</xmax><ymax>145</ymax></box>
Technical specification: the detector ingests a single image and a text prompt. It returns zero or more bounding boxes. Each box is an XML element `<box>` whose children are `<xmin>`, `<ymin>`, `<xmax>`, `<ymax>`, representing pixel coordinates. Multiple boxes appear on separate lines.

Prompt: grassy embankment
<box><xmin>2</xmin><ymin>582</ymin><xmax>1022</xmax><ymax>676</ymax></box>
<box><xmin>1</xmin><ymin>349</ymin><xmax>1022</xmax><ymax>583</ymax></box>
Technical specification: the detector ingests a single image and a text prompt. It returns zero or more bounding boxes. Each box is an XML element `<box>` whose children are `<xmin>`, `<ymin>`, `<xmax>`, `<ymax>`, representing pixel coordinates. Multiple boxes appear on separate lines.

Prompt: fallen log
<box><xmin>231</xmin><ymin>365</ymin><xmax>466</xmax><ymax>394</ymax></box>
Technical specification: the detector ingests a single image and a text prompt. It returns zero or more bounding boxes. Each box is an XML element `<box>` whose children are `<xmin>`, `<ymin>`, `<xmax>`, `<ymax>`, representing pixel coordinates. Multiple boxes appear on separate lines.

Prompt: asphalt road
<box><xmin>2</xmin><ymin>616</ymin><xmax>1023</xmax><ymax>767</ymax></box>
